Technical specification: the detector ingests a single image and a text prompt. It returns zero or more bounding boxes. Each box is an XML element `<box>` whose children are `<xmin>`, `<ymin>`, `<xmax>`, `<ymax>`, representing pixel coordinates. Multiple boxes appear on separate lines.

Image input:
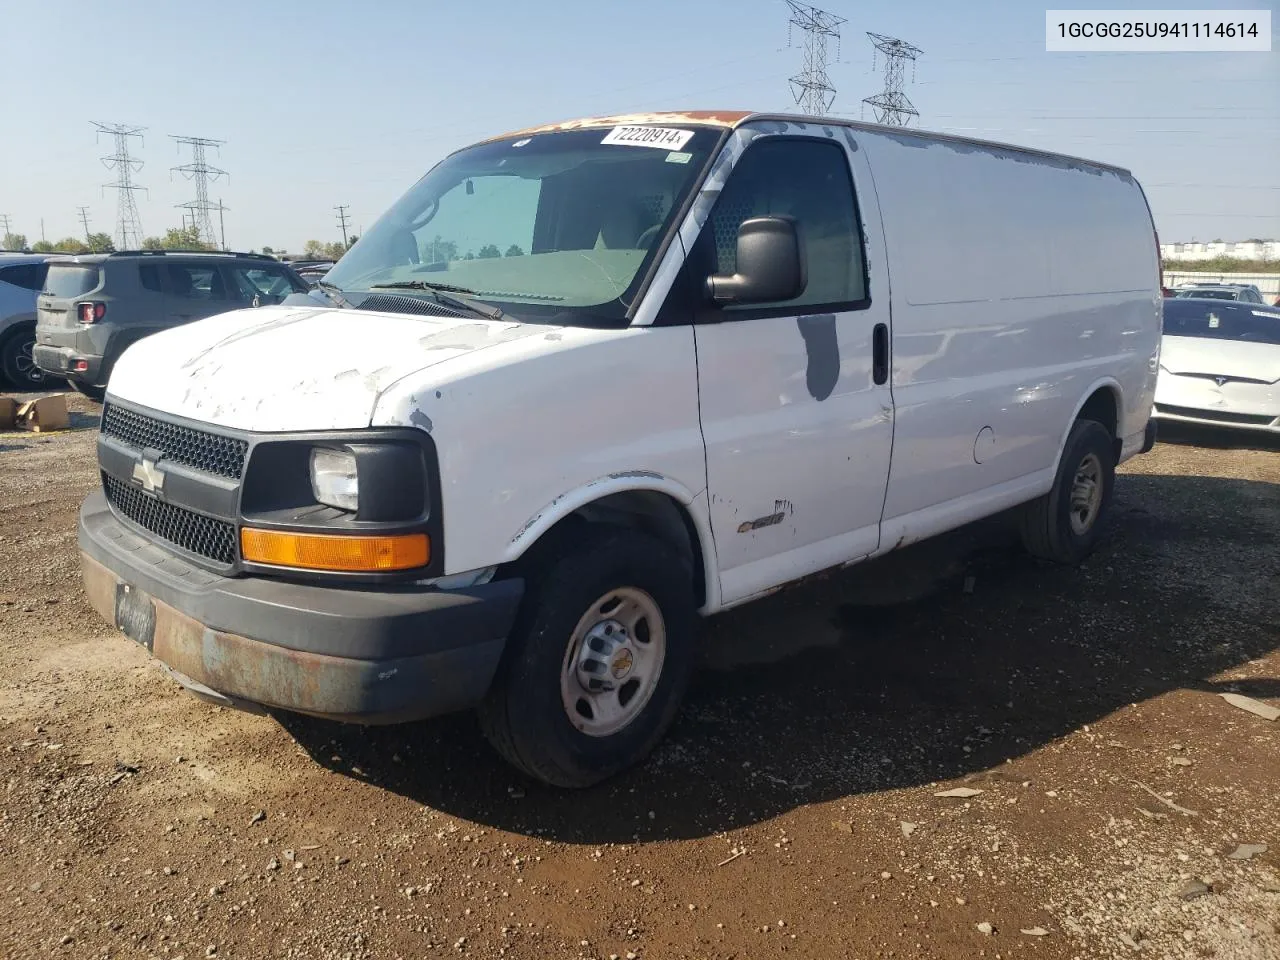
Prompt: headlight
<box><xmin>310</xmin><ymin>448</ymin><xmax>359</xmax><ymax>511</ymax></box>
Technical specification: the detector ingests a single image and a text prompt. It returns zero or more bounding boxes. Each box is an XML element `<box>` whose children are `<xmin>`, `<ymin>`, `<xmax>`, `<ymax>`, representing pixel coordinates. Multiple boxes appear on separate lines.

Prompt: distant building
<box><xmin>1161</xmin><ymin>239</ymin><xmax>1280</xmax><ymax>261</ymax></box>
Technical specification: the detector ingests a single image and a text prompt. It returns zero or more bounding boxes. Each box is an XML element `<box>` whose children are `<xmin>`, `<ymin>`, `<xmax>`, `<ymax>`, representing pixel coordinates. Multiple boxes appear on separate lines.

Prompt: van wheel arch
<box><xmin>503</xmin><ymin>489</ymin><xmax>708</xmax><ymax>609</ymax></box>
<box><xmin>1075</xmin><ymin>384</ymin><xmax>1121</xmax><ymax>459</ymax></box>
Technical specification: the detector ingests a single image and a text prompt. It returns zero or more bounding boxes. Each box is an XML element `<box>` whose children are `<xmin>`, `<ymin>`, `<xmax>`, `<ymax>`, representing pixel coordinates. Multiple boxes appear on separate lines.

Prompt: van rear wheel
<box><xmin>1020</xmin><ymin>419</ymin><xmax>1115</xmax><ymax>564</ymax></box>
<box><xmin>478</xmin><ymin>527</ymin><xmax>696</xmax><ymax>788</ymax></box>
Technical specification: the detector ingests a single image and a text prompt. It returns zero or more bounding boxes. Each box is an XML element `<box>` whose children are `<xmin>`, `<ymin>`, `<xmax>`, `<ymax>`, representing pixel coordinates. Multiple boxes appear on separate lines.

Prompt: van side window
<box><xmin>708</xmin><ymin>138</ymin><xmax>867</xmax><ymax>311</ymax></box>
<box><xmin>165</xmin><ymin>264</ymin><xmax>227</xmax><ymax>301</ymax></box>
<box><xmin>138</xmin><ymin>265</ymin><xmax>163</xmax><ymax>292</ymax></box>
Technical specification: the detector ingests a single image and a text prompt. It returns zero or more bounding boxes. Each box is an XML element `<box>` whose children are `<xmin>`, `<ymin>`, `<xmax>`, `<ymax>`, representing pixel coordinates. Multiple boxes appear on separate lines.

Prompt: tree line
<box><xmin>300</xmin><ymin>238</ymin><xmax>359</xmax><ymax>261</ymax></box>
<box><xmin>1163</xmin><ymin>256</ymin><xmax>1280</xmax><ymax>274</ymax></box>
<box><xmin>2</xmin><ymin>226</ymin><xmax>220</xmax><ymax>255</ymax></box>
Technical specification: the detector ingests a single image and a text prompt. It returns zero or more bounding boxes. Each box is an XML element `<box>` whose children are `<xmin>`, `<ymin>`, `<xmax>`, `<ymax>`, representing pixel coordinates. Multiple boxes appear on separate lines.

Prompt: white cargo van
<box><xmin>79</xmin><ymin>111</ymin><xmax>1162</xmax><ymax>787</ymax></box>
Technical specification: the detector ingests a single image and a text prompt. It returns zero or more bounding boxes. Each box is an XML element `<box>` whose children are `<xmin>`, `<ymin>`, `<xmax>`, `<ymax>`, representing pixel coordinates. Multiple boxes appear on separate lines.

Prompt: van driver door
<box><xmin>687</xmin><ymin>130</ymin><xmax>895</xmax><ymax>606</ymax></box>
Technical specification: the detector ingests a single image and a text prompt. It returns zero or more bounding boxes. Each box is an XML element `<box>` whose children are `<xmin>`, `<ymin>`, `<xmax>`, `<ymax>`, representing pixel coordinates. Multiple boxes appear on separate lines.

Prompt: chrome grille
<box><xmin>103</xmin><ymin>474</ymin><xmax>236</xmax><ymax>565</ymax></box>
<box><xmin>101</xmin><ymin>403</ymin><xmax>247</xmax><ymax>480</ymax></box>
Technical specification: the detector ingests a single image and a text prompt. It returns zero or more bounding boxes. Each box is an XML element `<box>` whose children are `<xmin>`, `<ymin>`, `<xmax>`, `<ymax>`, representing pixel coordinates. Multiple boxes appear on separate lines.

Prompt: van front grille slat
<box><xmin>101</xmin><ymin>403</ymin><xmax>247</xmax><ymax>480</ymax></box>
<box><xmin>103</xmin><ymin>474</ymin><xmax>236</xmax><ymax>565</ymax></box>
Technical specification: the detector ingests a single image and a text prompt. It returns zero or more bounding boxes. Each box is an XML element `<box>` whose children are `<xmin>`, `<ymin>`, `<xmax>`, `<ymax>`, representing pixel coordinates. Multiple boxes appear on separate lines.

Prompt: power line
<box><xmin>0</xmin><ymin>214</ymin><xmax>12</xmax><ymax>240</ymax></box>
<box><xmin>334</xmin><ymin>205</ymin><xmax>350</xmax><ymax>248</ymax></box>
<box><xmin>171</xmin><ymin>135</ymin><xmax>228</xmax><ymax>248</ymax></box>
<box><xmin>77</xmin><ymin>206</ymin><xmax>92</xmax><ymax>242</ymax></box>
<box><xmin>785</xmin><ymin>1</ymin><xmax>845</xmax><ymax>116</ymax></box>
<box><xmin>93</xmin><ymin>122</ymin><xmax>148</xmax><ymax>250</ymax></box>
<box><xmin>863</xmin><ymin>33</ymin><xmax>924</xmax><ymax>126</ymax></box>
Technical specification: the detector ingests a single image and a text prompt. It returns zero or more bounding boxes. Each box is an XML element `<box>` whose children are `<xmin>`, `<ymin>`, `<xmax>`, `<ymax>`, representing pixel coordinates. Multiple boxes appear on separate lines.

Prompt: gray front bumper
<box><xmin>78</xmin><ymin>490</ymin><xmax>522</xmax><ymax>723</ymax></box>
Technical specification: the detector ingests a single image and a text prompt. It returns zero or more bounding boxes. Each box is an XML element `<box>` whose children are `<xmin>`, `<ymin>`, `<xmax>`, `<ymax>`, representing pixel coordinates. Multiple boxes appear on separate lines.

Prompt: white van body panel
<box><xmin>107</xmin><ymin>306</ymin><xmax>561</xmax><ymax>432</ymax></box>
<box><xmin>853</xmin><ymin>130</ymin><xmax>1160</xmax><ymax>535</ymax></box>
<box><xmin>685</xmin><ymin>120</ymin><xmax>897</xmax><ymax>606</ymax></box>
<box><xmin>372</xmin><ymin>324</ymin><xmax>710</xmax><ymax>587</ymax></box>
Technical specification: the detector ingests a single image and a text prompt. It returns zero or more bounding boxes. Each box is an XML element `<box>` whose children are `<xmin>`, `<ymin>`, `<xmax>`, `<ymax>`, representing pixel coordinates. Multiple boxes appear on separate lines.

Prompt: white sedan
<box><xmin>1153</xmin><ymin>298</ymin><xmax>1280</xmax><ymax>433</ymax></box>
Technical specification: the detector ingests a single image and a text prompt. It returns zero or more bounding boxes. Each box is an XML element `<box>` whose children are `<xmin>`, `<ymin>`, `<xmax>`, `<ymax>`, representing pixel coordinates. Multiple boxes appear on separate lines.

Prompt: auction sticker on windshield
<box><xmin>601</xmin><ymin>126</ymin><xmax>695</xmax><ymax>150</ymax></box>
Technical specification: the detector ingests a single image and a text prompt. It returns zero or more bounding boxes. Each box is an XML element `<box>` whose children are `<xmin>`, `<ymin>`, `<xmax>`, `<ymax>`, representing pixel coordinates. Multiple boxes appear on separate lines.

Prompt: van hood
<box><xmin>107</xmin><ymin>306</ymin><xmax>556</xmax><ymax>431</ymax></box>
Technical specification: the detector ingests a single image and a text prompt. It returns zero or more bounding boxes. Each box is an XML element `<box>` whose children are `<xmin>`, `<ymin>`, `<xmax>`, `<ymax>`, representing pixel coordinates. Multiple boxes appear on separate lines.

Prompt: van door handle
<box><xmin>872</xmin><ymin>323</ymin><xmax>889</xmax><ymax>385</ymax></box>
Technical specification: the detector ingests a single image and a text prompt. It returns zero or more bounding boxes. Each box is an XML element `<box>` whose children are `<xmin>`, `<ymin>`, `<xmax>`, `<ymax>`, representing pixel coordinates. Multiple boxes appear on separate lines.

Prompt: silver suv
<box><xmin>34</xmin><ymin>250</ymin><xmax>308</xmax><ymax>401</ymax></box>
<box><xmin>0</xmin><ymin>252</ymin><xmax>56</xmax><ymax>389</ymax></box>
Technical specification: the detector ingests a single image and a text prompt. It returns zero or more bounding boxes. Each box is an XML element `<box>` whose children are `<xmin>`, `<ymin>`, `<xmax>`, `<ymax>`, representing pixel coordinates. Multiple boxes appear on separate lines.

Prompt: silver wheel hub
<box><xmin>561</xmin><ymin>587</ymin><xmax>666</xmax><ymax>738</ymax></box>
<box><xmin>1068</xmin><ymin>452</ymin><xmax>1103</xmax><ymax>536</ymax></box>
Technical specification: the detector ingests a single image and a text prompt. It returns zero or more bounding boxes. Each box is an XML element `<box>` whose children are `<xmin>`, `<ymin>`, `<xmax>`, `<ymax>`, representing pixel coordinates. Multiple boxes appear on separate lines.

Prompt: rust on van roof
<box><xmin>486</xmin><ymin>111</ymin><xmax>754</xmax><ymax>142</ymax></box>
<box><xmin>479</xmin><ymin>110</ymin><xmax>1132</xmax><ymax>178</ymax></box>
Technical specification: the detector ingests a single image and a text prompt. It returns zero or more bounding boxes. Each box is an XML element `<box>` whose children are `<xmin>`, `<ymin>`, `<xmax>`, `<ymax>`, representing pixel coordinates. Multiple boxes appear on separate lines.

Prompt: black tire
<box><xmin>1020</xmin><ymin>418</ymin><xmax>1116</xmax><ymax>564</ymax></box>
<box><xmin>69</xmin><ymin>381</ymin><xmax>106</xmax><ymax>403</ymax></box>
<box><xmin>478</xmin><ymin>527</ymin><xmax>697</xmax><ymax>788</ymax></box>
<box><xmin>0</xmin><ymin>326</ymin><xmax>48</xmax><ymax>390</ymax></box>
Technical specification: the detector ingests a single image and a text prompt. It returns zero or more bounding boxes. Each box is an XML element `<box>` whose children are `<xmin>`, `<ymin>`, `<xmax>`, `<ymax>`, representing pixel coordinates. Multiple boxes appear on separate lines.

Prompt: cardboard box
<box><xmin>16</xmin><ymin>394</ymin><xmax>69</xmax><ymax>433</ymax></box>
<box><xmin>0</xmin><ymin>397</ymin><xmax>16</xmax><ymax>430</ymax></box>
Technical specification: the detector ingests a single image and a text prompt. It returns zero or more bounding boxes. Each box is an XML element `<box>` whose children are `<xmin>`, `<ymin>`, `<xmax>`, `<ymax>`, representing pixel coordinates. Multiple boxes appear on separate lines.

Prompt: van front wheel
<box><xmin>1020</xmin><ymin>419</ymin><xmax>1116</xmax><ymax>564</ymax></box>
<box><xmin>478</xmin><ymin>528</ymin><xmax>696</xmax><ymax>788</ymax></box>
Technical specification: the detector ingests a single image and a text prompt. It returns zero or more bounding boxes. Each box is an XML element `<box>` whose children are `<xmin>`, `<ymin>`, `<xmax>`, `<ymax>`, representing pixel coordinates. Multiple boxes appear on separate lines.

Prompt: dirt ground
<box><xmin>1</xmin><ymin>393</ymin><xmax>1277</xmax><ymax>960</ymax></box>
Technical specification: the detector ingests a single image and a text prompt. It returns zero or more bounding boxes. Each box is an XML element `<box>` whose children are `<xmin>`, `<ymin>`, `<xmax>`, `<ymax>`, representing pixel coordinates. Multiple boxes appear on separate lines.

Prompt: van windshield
<box><xmin>323</xmin><ymin>126</ymin><xmax>723</xmax><ymax>327</ymax></box>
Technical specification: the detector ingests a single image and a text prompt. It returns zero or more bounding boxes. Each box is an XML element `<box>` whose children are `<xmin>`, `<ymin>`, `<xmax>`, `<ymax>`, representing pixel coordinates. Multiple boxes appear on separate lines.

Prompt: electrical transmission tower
<box><xmin>334</xmin><ymin>205</ymin><xmax>350</xmax><ymax>248</ymax></box>
<box><xmin>77</xmin><ymin>206</ymin><xmax>92</xmax><ymax>242</ymax></box>
<box><xmin>862</xmin><ymin>33</ymin><xmax>923</xmax><ymax>126</ymax></box>
<box><xmin>785</xmin><ymin>1</ymin><xmax>846</xmax><ymax>116</ymax></box>
<box><xmin>0</xmin><ymin>214</ymin><xmax>12</xmax><ymax>243</ymax></box>
<box><xmin>93</xmin><ymin>122</ymin><xmax>148</xmax><ymax>250</ymax></box>
<box><xmin>171</xmin><ymin>135</ymin><xmax>228</xmax><ymax>248</ymax></box>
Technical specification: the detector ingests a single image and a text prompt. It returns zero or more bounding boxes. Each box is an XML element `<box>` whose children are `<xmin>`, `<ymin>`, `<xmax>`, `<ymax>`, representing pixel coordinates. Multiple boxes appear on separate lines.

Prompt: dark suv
<box><xmin>33</xmin><ymin>250</ymin><xmax>309</xmax><ymax>401</ymax></box>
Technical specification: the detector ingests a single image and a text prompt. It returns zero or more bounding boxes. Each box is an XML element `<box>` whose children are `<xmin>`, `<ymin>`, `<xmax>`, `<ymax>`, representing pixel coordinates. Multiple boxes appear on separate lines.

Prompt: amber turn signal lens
<box><xmin>240</xmin><ymin>528</ymin><xmax>429</xmax><ymax>572</ymax></box>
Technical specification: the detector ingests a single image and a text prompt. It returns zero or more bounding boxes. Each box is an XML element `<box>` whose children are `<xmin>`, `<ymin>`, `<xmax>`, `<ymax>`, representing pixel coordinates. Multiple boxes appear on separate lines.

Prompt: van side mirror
<box><xmin>705</xmin><ymin>216</ymin><xmax>805</xmax><ymax>305</ymax></box>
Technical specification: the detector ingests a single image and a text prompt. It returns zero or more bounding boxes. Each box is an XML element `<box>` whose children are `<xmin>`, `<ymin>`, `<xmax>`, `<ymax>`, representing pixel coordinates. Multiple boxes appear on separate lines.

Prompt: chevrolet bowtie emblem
<box><xmin>132</xmin><ymin>458</ymin><xmax>166</xmax><ymax>493</ymax></box>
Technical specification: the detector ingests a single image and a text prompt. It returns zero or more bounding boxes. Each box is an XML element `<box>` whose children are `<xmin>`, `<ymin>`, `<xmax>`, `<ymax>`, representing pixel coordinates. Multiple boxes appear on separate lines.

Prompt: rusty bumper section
<box><xmin>79</xmin><ymin>491</ymin><xmax>521</xmax><ymax>724</ymax></box>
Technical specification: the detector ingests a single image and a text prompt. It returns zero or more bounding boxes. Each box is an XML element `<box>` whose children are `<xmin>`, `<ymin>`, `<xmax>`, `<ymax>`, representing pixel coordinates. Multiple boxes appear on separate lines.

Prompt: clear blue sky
<box><xmin>1</xmin><ymin>0</ymin><xmax>1276</xmax><ymax>250</ymax></box>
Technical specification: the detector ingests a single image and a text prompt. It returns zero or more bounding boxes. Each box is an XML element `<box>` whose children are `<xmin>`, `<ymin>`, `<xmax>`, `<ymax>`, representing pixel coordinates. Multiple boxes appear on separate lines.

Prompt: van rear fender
<box><xmin>1053</xmin><ymin>379</ymin><xmax>1123</xmax><ymax>474</ymax></box>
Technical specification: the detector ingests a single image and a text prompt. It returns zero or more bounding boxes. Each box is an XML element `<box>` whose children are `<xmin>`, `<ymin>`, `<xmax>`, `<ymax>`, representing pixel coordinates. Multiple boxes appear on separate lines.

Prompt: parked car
<box><xmin>1153</xmin><ymin>297</ymin><xmax>1280</xmax><ymax>432</ymax></box>
<box><xmin>0</xmin><ymin>252</ymin><xmax>56</xmax><ymax>388</ymax></box>
<box><xmin>33</xmin><ymin>250</ymin><xmax>309</xmax><ymax>402</ymax></box>
<box><xmin>1172</xmin><ymin>283</ymin><xmax>1267</xmax><ymax>304</ymax></box>
<box><xmin>293</xmin><ymin>261</ymin><xmax>336</xmax><ymax>287</ymax></box>
<box><xmin>77</xmin><ymin>111</ymin><xmax>1162</xmax><ymax>787</ymax></box>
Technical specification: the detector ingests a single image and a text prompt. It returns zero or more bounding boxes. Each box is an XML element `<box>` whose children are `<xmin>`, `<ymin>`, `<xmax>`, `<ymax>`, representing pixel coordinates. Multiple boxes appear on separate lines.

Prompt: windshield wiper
<box><xmin>315</xmin><ymin>279</ymin><xmax>353</xmax><ymax>309</ymax></box>
<box><xmin>372</xmin><ymin>279</ymin><xmax>478</xmax><ymax>295</ymax></box>
<box><xmin>368</xmin><ymin>280</ymin><xmax>504</xmax><ymax>320</ymax></box>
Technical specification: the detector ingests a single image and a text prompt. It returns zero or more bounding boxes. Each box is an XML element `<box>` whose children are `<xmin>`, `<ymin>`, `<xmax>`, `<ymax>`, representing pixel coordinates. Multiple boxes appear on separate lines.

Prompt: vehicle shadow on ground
<box><xmin>280</xmin><ymin>472</ymin><xmax>1280</xmax><ymax>844</ymax></box>
<box><xmin>1157</xmin><ymin>421</ymin><xmax>1280</xmax><ymax>452</ymax></box>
